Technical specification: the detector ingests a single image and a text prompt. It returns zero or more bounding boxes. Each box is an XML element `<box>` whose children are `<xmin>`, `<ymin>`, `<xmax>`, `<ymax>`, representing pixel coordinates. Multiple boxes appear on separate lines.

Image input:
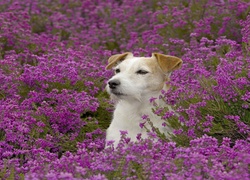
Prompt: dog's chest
<box><xmin>111</xmin><ymin>101</ymin><xmax>164</xmax><ymax>134</ymax></box>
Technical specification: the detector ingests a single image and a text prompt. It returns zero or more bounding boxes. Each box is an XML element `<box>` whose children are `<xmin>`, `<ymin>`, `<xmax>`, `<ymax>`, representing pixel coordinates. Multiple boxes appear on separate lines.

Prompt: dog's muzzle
<box><xmin>108</xmin><ymin>79</ymin><xmax>125</xmax><ymax>96</ymax></box>
<box><xmin>108</xmin><ymin>79</ymin><xmax>120</xmax><ymax>89</ymax></box>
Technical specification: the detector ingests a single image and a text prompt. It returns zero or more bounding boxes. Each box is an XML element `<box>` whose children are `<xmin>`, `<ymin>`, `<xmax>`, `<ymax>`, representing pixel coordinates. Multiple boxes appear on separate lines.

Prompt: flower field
<box><xmin>0</xmin><ymin>0</ymin><xmax>250</xmax><ymax>179</ymax></box>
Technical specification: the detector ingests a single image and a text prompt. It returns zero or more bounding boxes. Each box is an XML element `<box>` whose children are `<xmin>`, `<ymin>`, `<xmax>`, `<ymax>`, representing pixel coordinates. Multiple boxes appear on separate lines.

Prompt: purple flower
<box><xmin>0</xmin><ymin>0</ymin><xmax>249</xmax><ymax>179</ymax></box>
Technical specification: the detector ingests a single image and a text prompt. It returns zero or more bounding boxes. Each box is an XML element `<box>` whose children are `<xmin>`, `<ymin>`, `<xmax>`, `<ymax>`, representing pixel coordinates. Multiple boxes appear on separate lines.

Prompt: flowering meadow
<box><xmin>0</xmin><ymin>0</ymin><xmax>250</xmax><ymax>179</ymax></box>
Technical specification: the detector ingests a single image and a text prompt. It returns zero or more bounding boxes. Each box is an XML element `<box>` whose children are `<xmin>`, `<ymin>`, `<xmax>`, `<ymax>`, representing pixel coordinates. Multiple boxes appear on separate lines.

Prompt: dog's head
<box><xmin>106</xmin><ymin>52</ymin><xmax>182</xmax><ymax>101</ymax></box>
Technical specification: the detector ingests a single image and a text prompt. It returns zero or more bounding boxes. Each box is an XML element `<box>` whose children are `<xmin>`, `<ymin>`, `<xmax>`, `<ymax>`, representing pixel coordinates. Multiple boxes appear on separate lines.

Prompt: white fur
<box><xmin>106</xmin><ymin>54</ymin><xmax>174</xmax><ymax>148</ymax></box>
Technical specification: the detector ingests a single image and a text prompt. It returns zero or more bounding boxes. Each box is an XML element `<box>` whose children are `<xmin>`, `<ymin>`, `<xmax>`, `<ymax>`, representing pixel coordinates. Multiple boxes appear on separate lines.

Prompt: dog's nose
<box><xmin>108</xmin><ymin>80</ymin><xmax>120</xmax><ymax>89</ymax></box>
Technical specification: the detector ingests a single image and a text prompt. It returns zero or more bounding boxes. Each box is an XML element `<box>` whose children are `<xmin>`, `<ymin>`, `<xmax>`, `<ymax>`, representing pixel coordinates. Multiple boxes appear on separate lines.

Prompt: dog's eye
<box><xmin>115</xmin><ymin>69</ymin><xmax>120</xmax><ymax>73</ymax></box>
<box><xmin>136</xmin><ymin>70</ymin><xmax>148</xmax><ymax>75</ymax></box>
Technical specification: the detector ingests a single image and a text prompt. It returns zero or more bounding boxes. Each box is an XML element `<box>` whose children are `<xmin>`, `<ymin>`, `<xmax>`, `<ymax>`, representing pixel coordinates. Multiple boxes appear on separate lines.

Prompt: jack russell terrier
<box><xmin>105</xmin><ymin>52</ymin><xmax>182</xmax><ymax>147</ymax></box>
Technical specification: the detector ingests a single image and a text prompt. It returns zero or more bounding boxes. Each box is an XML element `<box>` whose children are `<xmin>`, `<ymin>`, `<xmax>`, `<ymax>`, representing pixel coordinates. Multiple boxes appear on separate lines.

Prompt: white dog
<box><xmin>105</xmin><ymin>52</ymin><xmax>182</xmax><ymax>148</ymax></box>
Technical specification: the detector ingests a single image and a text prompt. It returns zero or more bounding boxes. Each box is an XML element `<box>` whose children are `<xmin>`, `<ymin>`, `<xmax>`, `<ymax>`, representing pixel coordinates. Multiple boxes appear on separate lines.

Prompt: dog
<box><xmin>105</xmin><ymin>52</ymin><xmax>182</xmax><ymax>148</ymax></box>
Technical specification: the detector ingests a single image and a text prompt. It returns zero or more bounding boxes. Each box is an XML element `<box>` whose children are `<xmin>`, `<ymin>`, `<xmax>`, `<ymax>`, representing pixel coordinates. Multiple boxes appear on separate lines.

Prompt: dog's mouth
<box><xmin>111</xmin><ymin>90</ymin><xmax>126</xmax><ymax>96</ymax></box>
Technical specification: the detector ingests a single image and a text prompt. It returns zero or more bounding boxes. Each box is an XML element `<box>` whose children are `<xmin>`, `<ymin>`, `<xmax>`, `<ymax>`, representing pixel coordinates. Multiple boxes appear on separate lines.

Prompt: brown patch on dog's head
<box><xmin>106</xmin><ymin>52</ymin><xmax>133</xmax><ymax>70</ymax></box>
<box><xmin>152</xmin><ymin>53</ymin><xmax>182</xmax><ymax>74</ymax></box>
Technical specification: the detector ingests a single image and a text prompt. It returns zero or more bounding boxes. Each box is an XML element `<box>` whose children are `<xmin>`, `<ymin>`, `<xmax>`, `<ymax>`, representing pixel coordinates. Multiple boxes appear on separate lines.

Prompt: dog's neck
<box><xmin>112</xmin><ymin>82</ymin><xmax>170</xmax><ymax>111</ymax></box>
<box><xmin>115</xmin><ymin>90</ymin><xmax>162</xmax><ymax>109</ymax></box>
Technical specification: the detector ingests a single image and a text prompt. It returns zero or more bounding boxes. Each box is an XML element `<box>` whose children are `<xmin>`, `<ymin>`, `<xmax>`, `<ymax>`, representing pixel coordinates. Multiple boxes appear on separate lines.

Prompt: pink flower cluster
<box><xmin>0</xmin><ymin>0</ymin><xmax>249</xmax><ymax>179</ymax></box>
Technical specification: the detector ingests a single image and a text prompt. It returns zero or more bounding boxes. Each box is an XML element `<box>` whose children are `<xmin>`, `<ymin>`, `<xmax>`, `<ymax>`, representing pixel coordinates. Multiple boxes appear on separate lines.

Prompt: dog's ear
<box><xmin>153</xmin><ymin>53</ymin><xmax>183</xmax><ymax>74</ymax></box>
<box><xmin>106</xmin><ymin>52</ymin><xmax>133</xmax><ymax>70</ymax></box>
